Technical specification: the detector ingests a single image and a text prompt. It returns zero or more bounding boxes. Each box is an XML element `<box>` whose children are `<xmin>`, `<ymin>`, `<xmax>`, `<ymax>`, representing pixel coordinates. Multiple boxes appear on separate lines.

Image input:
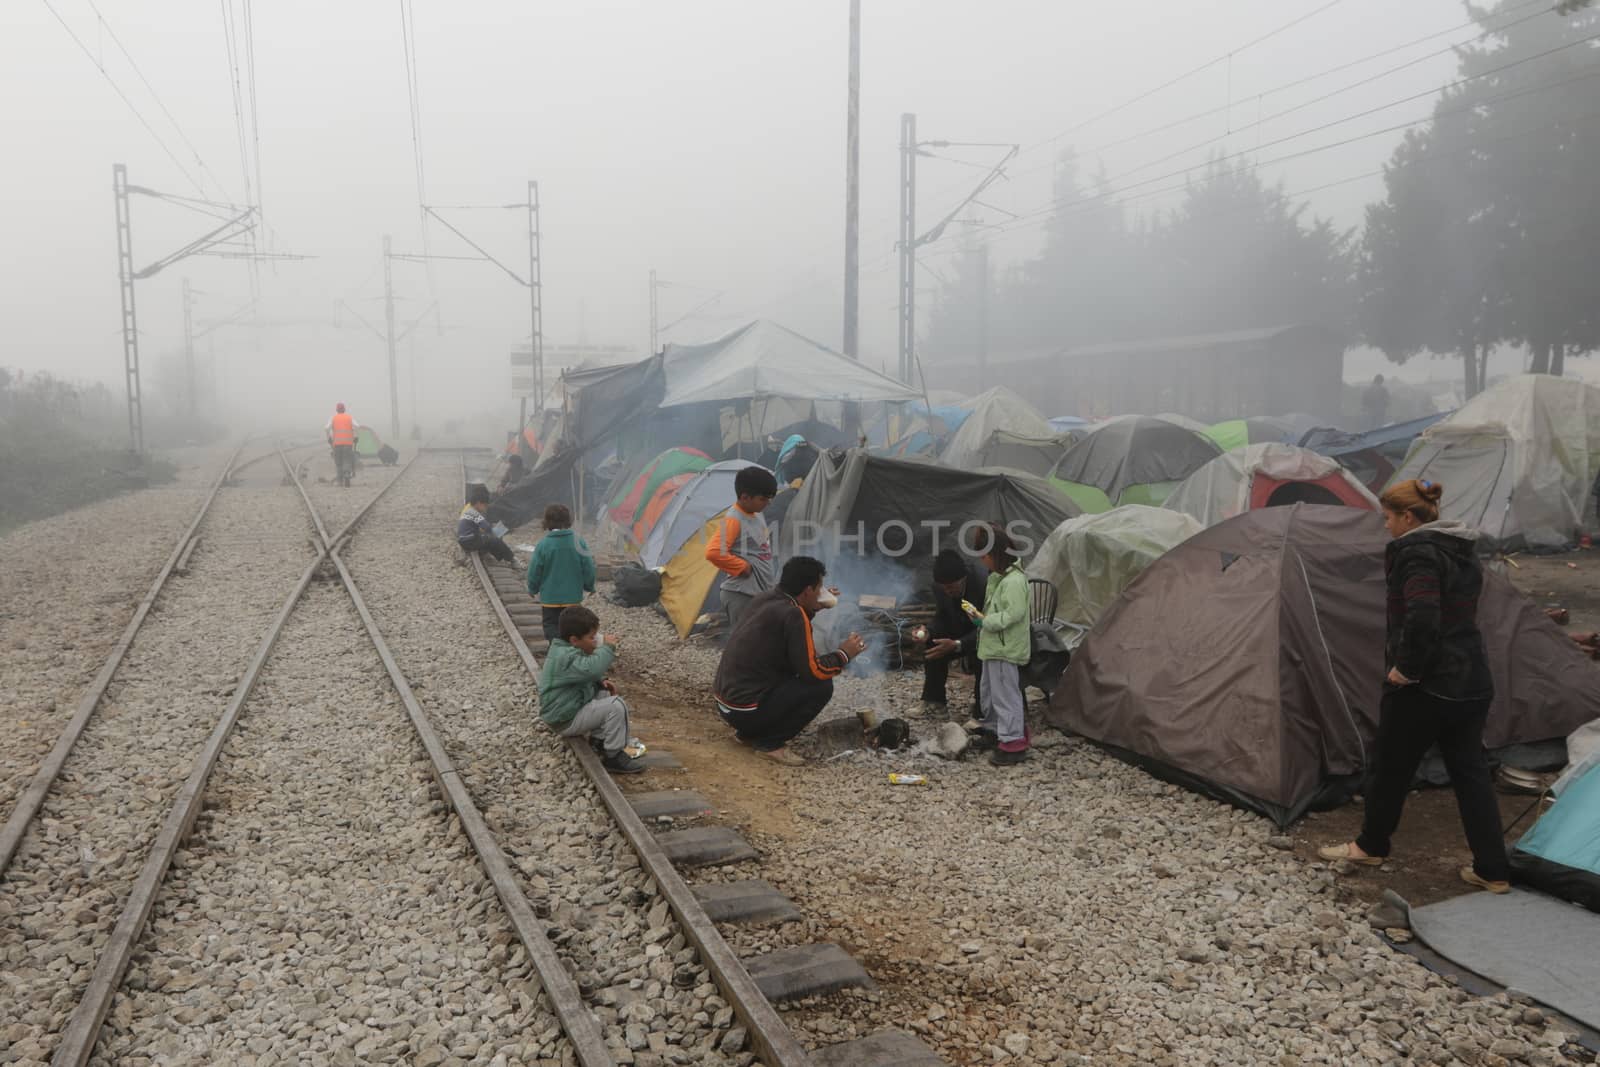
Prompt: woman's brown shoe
<box><xmin>1317</xmin><ymin>842</ymin><xmax>1383</xmax><ymax>866</ymax></box>
<box><xmin>1460</xmin><ymin>867</ymin><xmax>1511</xmax><ymax>894</ymax></box>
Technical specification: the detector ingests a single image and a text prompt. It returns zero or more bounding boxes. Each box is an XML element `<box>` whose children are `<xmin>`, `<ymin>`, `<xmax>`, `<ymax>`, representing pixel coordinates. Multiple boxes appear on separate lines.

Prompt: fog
<box><xmin>1</xmin><ymin>0</ymin><xmax>1477</xmax><ymax>436</ymax></box>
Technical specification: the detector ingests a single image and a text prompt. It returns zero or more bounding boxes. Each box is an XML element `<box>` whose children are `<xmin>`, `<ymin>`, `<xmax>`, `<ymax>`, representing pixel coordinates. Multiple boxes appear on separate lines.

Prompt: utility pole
<box><xmin>182</xmin><ymin>278</ymin><xmax>197</xmax><ymax>418</ymax></box>
<box><xmin>842</xmin><ymin>0</ymin><xmax>861</xmax><ymax>360</ymax></box>
<box><xmin>109</xmin><ymin>163</ymin><xmax>297</xmax><ymax>457</ymax></box>
<box><xmin>975</xmin><ymin>241</ymin><xmax>989</xmax><ymax>381</ymax></box>
<box><xmin>113</xmin><ymin>163</ymin><xmax>143</xmax><ymax>456</ymax></box>
<box><xmin>383</xmin><ymin>234</ymin><xmax>401</xmax><ymax>438</ymax></box>
<box><xmin>896</xmin><ymin>113</ymin><xmax>917</xmax><ymax>383</ymax></box>
<box><xmin>527</xmin><ymin>179</ymin><xmax>544</xmax><ymax>424</ymax></box>
<box><xmin>895</xmin><ymin>128</ymin><xmax>1017</xmax><ymax>385</ymax></box>
<box><xmin>649</xmin><ymin>269</ymin><xmax>659</xmax><ymax>354</ymax></box>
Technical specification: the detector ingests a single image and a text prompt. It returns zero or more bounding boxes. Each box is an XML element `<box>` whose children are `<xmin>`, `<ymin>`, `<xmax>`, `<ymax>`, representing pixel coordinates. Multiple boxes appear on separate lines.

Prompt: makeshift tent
<box><xmin>1393</xmin><ymin>375</ymin><xmax>1600</xmax><ymax>548</ymax></box>
<box><xmin>1048</xmin><ymin>415</ymin><xmax>1221</xmax><ymax>512</ymax></box>
<box><xmin>1049</xmin><ymin>505</ymin><xmax>1600</xmax><ymax>826</ymax></box>
<box><xmin>937</xmin><ymin>387</ymin><xmax>1054</xmax><ymax>470</ymax></box>
<box><xmin>779</xmin><ymin>450</ymin><xmax>1080</xmax><ymax>578</ymax></box>
<box><xmin>606</xmin><ymin>448</ymin><xmax>711</xmax><ymax>531</ymax></box>
<box><xmin>1301</xmin><ymin>411</ymin><xmax>1451</xmax><ymax>493</ymax></box>
<box><xmin>878</xmin><ymin>400</ymin><xmax>975</xmax><ymax>460</ymax></box>
<box><xmin>1026</xmin><ymin>506</ymin><xmax>1203</xmax><ymax>636</ymax></box>
<box><xmin>1162</xmin><ymin>443</ymin><xmax>1378</xmax><ymax>527</ymax></box>
<box><xmin>1512</xmin><ymin>760</ymin><xmax>1600</xmax><ymax>913</ymax></box>
<box><xmin>661</xmin><ymin>320</ymin><xmax>920</xmax><ymax>407</ymax></box>
<box><xmin>639</xmin><ymin>460</ymin><xmax>758</xmax><ymax>570</ymax></box>
<box><xmin>354</xmin><ymin>425</ymin><xmax>382</xmax><ymax>458</ymax></box>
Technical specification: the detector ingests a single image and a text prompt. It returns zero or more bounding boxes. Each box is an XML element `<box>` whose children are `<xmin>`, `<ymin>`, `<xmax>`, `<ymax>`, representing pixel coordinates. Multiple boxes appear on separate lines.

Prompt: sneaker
<box><xmin>758</xmin><ymin>746</ymin><xmax>806</xmax><ymax>767</ymax></box>
<box><xmin>603</xmin><ymin>752</ymin><xmax>647</xmax><ymax>775</ymax></box>
<box><xmin>990</xmin><ymin>748</ymin><xmax>1029</xmax><ymax>767</ymax></box>
<box><xmin>1459</xmin><ymin>866</ymin><xmax>1510</xmax><ymax>894</ymax></box>
<box><xmin>967</xmin><ymin>728</ymin><xmax>999</xmax><ymax>751</ymax></box>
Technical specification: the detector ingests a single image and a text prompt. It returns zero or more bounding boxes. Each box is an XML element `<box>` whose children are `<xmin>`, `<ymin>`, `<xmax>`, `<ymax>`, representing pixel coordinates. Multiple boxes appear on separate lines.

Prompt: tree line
<box><xmin>923</xmin><ymin>1</ymin><xmax>1600</xmax><ymax>397</ymax></box>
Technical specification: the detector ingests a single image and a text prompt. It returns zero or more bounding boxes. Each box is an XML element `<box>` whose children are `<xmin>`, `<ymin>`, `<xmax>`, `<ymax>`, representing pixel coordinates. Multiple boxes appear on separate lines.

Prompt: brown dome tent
<box><xmin>1048</xmin><ymin>505</ymin><xmax>1600</xmax><ymax>826</ymax></box>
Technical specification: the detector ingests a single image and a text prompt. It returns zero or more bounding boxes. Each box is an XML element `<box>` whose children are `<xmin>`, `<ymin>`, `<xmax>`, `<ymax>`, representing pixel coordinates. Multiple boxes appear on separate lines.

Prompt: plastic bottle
<box><xmin>887</xmin><ymin>773</ymin><xmax>927</xmax><ymax>785</ymax></box>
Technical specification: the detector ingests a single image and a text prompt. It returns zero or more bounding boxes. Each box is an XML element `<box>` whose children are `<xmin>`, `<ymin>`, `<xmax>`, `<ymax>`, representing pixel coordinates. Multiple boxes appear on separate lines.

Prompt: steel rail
<box><xmin>47</xmin><ymin>449</ymin><xmax>418</xmax><ymax>1067</ymax></box>
<box><xmin>50</xmin><ymin>548</ymin><xmax>327</xmax><ymax>1066</ymax></box>
<box><xmin>0</xmin><ymin>440</ymin><xmax>247</xmax><ymax>877</ymax></box>
<box><xmin>284</xmin><ymin>448</ymin><xmax>614</xmax><ymax>1066</ymax></box>
<box><xmin>466</xmin><ymin>533</ymin><xmax>812</xmax><ymax>1067</ymax></box>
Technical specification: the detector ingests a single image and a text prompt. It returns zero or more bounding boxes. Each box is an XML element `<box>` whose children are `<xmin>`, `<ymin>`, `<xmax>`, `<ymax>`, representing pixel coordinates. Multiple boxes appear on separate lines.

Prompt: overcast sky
<box><xmin>2</xmin><ymin>0</ymin><xmax>1478</xmax><ymax>429</ymax></box>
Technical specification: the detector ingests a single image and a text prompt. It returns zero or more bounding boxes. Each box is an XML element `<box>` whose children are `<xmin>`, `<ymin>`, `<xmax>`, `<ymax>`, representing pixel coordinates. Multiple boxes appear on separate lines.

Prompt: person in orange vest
<box><xmin>326</xmin><ymin>403</ymin><xmax>357</xmax><ymax>481</ymax></box>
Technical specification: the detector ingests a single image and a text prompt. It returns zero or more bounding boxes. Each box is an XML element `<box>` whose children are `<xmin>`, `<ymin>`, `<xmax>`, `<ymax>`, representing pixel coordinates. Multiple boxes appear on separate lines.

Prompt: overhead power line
<box><xmin>928</xmin><ymin>59</ymin><xmax>1600</xmax><ymax>257</ymax></box>
<box><xmin>219</xmin><ymin>0</ymin><xmax>255</xmax><ymax>212</ymax></box>
<box><xmin>40</xmin><ymin>0</ymin><xmax>208</xmax><ymax>195</ymax></box>
<box><xmin>1003</xmin><ymin>0</ymin><xmax>1552</xmax><ymax>188</ymax></box>
<box><xmin>78</xmin><ymin>0</ymin><xmax>233</xmax><ymax>201</ymax></box>
<box><xmin>1023</xmin><ymin>0</ymin><xmax>1348</xmax><ymax>159</ymax></box>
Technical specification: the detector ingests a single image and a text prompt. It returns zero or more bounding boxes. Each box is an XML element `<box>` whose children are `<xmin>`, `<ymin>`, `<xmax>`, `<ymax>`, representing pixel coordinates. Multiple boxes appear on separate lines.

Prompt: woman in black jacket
<box><xmin>1319</xmin><ymin>479</ymin><xmax>1511</xmax><ymax>894</ymax></box>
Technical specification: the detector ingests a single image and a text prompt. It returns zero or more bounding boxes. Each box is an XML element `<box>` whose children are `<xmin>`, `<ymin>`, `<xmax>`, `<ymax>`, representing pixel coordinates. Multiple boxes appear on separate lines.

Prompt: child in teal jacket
<box><xmin>536</xmin><ymin>606</ymin><xmax>644</xmax><ymax>774</ymax></box>
<box><xmin>526</xmin><ymin>503</ymin><xmax>596</xmax><ymax>641</ymax></box>
<box><xmin>966</xmin><ymin>523</ymin><xmax>1032</xmax><ymax>767</ymax></box>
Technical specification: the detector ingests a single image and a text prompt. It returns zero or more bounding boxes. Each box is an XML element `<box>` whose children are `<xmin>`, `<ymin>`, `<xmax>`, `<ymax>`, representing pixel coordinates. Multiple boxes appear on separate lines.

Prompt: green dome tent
<box><xmin>354</xmin><ymin>425</ymin><xmax>383</xmax><ymax>458</ymax></box>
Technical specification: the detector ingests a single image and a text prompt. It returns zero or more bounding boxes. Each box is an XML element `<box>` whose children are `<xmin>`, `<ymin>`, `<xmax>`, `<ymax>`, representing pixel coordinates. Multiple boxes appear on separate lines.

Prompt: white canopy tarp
<box><xmin>1393</xmin><ymin>375</ymin><xmax>1600</xmax><ymax>548</ymax></box>
<box><xmin>1163</xmin><ymin>443</ymin><xmax>1378</xmax><ymax>527</ymax></box>
<box><xmin>938</xmin><ymin>387</ymin><xmax>1053</xmax><ymax>470</ymax></box>
<box><xmin>1026</xmin><ymin>506</ymin><xmax>1203</xmax><ymax>638</ymax></box>
<box><xmin>661</xmin><ymin>320</ymin><xmax>920</xmax><ymax>407</ymax></box>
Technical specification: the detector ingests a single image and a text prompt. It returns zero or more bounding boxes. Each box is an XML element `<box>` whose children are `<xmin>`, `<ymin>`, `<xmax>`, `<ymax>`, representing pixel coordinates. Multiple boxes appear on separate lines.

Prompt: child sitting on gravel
<box><xmin>536</xmin><ymin>606</ymin><xmax>645</xmax><ymax>774</ymax></box>
<box><xmin>525</xmin><ymin>503</ymin><xmax>596</xmax><ymax>642</ymax></box>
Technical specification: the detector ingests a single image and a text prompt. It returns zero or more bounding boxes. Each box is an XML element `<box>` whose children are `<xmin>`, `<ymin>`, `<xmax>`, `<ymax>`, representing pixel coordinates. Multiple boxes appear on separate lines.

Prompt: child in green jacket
<box><xmin>526</xmin><ymin>503</ymin><xmax>597</xmax><ymax>641</ymax></box>
<box><xmin>966</xmin><ymin>523</ymin><xmax>1032</xmax><ymax>767</ymax></box>
<box><xmin>536</xmin><ymin>606</ymin><xmax>645</xmax><ymax>774</ymax></box>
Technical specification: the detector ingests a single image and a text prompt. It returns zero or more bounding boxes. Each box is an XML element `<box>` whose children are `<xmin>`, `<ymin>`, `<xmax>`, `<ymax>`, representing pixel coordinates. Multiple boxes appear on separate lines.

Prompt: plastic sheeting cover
<box><xmin>660</xmin><ymin>320</ymin><xmax>920</xmax><ymax>407</ymax></box>
<box><xmin>1026</xmin><ymin>506</ymin><xmax>1203</xmax><ymax>632</ymax></box>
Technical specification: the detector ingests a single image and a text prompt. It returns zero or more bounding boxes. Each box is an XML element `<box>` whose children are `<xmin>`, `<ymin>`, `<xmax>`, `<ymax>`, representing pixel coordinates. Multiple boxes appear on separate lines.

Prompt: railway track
<box><xmin>0</xmin><ymin>444</ymin><xmax>439</xmax><ymax>1065</ymax></box>
<box><xmin>457</xmin><ymin>457</ymin><xmax>945</xmax><ymax>1067</ymax></box>
<box><xmin>1</xmin><ymin>443</ymin><xmax>942</xmax><ymax>1066</ymax></box>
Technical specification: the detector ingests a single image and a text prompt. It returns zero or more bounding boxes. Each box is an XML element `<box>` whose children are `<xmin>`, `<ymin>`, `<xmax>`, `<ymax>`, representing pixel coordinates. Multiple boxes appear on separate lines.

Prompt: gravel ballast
<box><xmin>0</xmin><ymin>445</ymin><xmax>235</xmax><ymax>813</ymax></box>
<box><xmin>0</xmin><ymin>458</ymin><xmax>316</xmax><ymax>1064</ymax></box>
<box><xmin>341</xmin><ymin>455</ymin><xmax>755</xmax><ymax>1066</ymax></box>
<box><xmin>592</xmin><ymin>599</ymin><xmax>1592</xmax><ymax>1066</ymax></box>
<box><xmin>96</xmin><ymin>575</ymin><xmax>565</xmax><ymax>1066</ymax></box>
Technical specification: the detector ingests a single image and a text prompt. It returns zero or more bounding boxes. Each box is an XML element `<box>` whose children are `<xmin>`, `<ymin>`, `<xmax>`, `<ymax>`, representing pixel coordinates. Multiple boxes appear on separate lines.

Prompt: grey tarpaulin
<box><xmin>1406</xmin><ymin>889</ymin><xmax>1600</xmax><ymax>1031</ymax></box>
<box><xmin>660</xmin><ymin>320</ymin><xmax>919</xmax><ymax>407</ymax></box>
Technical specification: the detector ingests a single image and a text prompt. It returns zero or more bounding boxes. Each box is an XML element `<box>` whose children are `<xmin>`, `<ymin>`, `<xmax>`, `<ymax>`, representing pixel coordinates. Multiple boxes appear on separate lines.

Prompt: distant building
<box><xmin>934</xmin><ymin>324</ymin><xmax>1346</xmax><ymax>421</ymax></box>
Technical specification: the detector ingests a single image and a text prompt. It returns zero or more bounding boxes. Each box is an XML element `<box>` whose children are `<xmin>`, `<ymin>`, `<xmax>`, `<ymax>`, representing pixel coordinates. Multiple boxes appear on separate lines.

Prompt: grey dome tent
<box><xmin>1049</xmin><ymin>505</ymin><xmax>1600</xmax><ymax>826</ymax></box>
<box><xmin>1048</xmin><ymin>415</ymin><xmax>1221</xmax><ymax>512</ymax></box>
